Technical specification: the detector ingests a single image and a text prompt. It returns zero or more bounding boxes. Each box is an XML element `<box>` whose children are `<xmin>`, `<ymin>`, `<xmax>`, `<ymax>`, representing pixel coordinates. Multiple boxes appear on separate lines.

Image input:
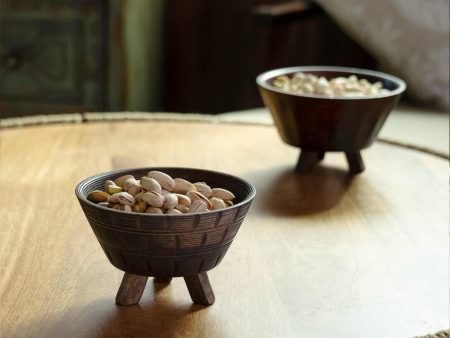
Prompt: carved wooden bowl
<box><xmin>76</xmin><ymin>167</ymin><xmax>256</xmax><ymax>306</ymax></box>
<box><xmin>256</xmin><ymin>66</ymin><xmax>406</xmax><ymax>173</ymax></box>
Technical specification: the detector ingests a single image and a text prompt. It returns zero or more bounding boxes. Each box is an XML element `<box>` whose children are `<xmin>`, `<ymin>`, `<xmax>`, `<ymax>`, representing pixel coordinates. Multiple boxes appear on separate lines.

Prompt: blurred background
<box><xmin>0</xmin><ymin>0</ymin><xmax>448</xmax><ymax>117</ymax></box>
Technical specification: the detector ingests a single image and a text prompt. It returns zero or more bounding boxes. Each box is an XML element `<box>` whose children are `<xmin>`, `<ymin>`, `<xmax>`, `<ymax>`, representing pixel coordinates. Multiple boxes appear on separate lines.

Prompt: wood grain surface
<box><xmin>0</xmin><ymin>121</ymin><xmax>447</xmax><ymax>338</ymax></box>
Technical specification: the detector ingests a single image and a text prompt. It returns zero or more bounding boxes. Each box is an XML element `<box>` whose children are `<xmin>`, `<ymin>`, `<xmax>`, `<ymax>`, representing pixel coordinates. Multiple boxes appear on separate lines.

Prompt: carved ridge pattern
<box><xmin>213</xmin><ymin>250</ymin><xmax>226</xmax><ymax>269</ymax></box>
<box><xmin>145</xmin><ymin>261</ymin><xmax>152</xmax><ymax>274</ymax></box>
<box><xmin>197</xmin><ymin>259</ymin><xmax>205</xmax><ymax>274</ymax></box>
<box><xmin>119</xmin><ymin>251</ymin><xmax>128</xmax><ymax>271</ymax></box>
<box><xmin>102</xmin><ymin>242</ymin><xmax>234</xmax><ymax>277</ymax></box>
<box><xmin>103</xmin><ymin>246</ymin><xmax>113</xmax><ymax>263</ymax></box>
<box><xmin>200</xmin><ymin>233</ymin><xmax>208</xmax><ymax>247</ymax></box>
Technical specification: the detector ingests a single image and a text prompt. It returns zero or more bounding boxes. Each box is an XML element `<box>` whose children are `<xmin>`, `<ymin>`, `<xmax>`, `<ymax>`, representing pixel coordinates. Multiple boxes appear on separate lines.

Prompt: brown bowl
<box><xmin>256</xmin><ymin>66</ymin><xmax>406</xmax><ymax>173</ymax></box>
<box><xmin>76</xmin><ymin>167</ymin><xmax>256</xmax><ymax>278</ymax></box>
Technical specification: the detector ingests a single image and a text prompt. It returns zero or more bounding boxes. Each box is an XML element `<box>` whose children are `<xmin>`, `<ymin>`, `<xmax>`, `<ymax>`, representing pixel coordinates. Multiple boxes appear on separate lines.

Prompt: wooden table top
<box><xmin>0</xmin><ymin>120</ymin><xmax>448</xmax><ymax>338</ymax></box>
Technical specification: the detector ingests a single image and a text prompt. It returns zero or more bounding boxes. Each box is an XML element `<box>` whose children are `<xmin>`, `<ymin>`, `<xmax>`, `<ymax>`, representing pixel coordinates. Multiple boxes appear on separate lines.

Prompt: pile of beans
<box><xmin>272</xmin><ymin>72</ymin><xmax>390</xmax><ymax>97</ymax></box>
<box><xmin>86</xmin><ymin>171</ymin><xmax>235</xmax><ymax>215</ymax></box>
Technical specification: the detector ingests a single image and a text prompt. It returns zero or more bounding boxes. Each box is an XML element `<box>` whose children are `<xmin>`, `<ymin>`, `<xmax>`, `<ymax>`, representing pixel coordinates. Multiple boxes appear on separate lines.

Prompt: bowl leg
<box><xmin>115</xmin><ymin>272</ymin><xmax>148</xmax><ymax>306</ymax></box>
<box><xmin>345</xmin><ymin>151</ymin><xmax>365</xmax><ymax>174</ymax></box>
<box><xmin>183</xmin><ymin>272</ymin><xmax>215</xmax><ymax>306</ymax></box>
<box><xmin>295</xmin><ymin>150</ymin><xmax>324</xmax><ymax>173</ymax></box>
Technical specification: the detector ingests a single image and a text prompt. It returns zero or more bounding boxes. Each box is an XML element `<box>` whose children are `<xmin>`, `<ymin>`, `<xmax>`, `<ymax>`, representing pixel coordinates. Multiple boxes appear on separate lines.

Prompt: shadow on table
<box><xmin>14</xmin><ymin>282</ymin><xmax>225</xmax><ymax>338</ymax></box>
<box><xmin>249</xmin><ymin>164</ymin><xmax>355</xmax><ymax>216</ymax></box>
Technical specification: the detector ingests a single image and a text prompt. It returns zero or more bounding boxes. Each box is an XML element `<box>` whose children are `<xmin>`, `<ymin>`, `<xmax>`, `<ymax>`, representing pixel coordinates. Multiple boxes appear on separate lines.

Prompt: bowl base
<box><xmin>295</xmin><ymin>150</ymin><xmax>365</xmax><ymax>174</ymax></box>
<box><xmin>115</xmin><ymin>271</ymin><xmax>215</xmax><ymax>307</ymax></box>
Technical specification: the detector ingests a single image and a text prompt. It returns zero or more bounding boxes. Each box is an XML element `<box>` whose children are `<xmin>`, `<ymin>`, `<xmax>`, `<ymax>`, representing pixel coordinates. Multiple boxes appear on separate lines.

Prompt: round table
<box><xmin>0</xmin><ymin>119</ymin><xmax>447</xmax><ymax>338</ymax></box>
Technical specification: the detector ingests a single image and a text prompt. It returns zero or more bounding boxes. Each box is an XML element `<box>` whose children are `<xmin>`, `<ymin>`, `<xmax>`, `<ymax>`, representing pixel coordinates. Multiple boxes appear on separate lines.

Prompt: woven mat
<box><xmin>0</xmin><ymin>112</ymin><xmax>448</xmax><ymax>160</ymax></box>
<box><xmin>0</xmin><ymin>112</ymin><xmax>219</xmax><ymax>128</ymax></box>
<box><xmin>413</xmin><ymin>330</ymin><xmax>449</xmax><ymax>338</ymax></box>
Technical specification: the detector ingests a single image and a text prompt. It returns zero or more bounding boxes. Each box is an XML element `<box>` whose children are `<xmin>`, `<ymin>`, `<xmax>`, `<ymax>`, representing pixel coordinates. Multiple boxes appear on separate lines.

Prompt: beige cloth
<box><xmin>315</xmin><ymin>0</ymin><xmax>449</xmax><ymax>111</ymax></box>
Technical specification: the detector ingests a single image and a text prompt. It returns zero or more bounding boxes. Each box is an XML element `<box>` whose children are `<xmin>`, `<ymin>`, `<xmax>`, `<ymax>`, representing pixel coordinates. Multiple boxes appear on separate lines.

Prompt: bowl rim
<box><xmin>256</xmin><ymin>65</ymin><xmax>407</xmax><ymax>100</ymax></box>
<box><xmin>75</xmin><ymin>166</ymin><xmax>257</xmax><ymax>217</ymax></box>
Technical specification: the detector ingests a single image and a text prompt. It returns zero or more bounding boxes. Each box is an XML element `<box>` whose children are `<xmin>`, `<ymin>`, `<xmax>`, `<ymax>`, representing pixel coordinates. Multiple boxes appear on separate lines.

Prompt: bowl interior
<box><xmin>257</xmin><ymin>66</ymin><xmax>406</xmax><ymax>99</ymax></box>
<box><xmin>77</xmin><ymin>167</ymin><xmax>256</xmax><ymax>214</ymax></box>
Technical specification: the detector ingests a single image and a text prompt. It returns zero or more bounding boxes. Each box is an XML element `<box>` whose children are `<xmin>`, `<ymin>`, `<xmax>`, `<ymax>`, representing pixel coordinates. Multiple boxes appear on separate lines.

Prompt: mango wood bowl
<box><xmin>76</xmin><ymin>167</ymin><xmax>256</xmax><ymax>306</ymax></box>
<box><xmin>256</xmin><ymin>66</ymin><xmax>406</xmax><ymax>174</ymax></box>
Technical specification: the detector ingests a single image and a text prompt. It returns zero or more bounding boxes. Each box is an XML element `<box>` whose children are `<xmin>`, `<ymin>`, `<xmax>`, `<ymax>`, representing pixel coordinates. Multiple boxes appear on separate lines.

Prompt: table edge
<box><xmin>1</xmin><ymin>112</ymin><xmax>448</xmax><ymax>160</ymax></box>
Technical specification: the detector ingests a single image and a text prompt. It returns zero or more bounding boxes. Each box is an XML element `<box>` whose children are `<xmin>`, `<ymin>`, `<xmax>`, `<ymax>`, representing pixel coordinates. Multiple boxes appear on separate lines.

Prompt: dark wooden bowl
<box><xmin>75</xmin><ymin>167</ymin><xmax>256</xmax><ymax>278</ymax></box>
<box><xmin>256</xmin><ymin>66</ymin><xmax>406</xmax><ymax>173</ymax></box>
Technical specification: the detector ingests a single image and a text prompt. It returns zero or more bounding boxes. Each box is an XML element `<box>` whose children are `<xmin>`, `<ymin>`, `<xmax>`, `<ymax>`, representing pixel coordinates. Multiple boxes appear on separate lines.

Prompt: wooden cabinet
<box><xmin>0</xmin><ymin>0</ymin><xmax>162</xmax><ymax>117</ymax></box>
<box><xmin>0</xmin><ymin>0</ymin><xmax>107</xmax><ymax>117</ymax></box>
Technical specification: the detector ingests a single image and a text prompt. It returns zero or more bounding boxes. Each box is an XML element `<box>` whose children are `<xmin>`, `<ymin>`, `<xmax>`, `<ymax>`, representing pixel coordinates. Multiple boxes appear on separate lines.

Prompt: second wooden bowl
<box><xmin>256</xmin><ymin>66</ymin><xmax>406</xmax><ymax>173</ymax></box>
